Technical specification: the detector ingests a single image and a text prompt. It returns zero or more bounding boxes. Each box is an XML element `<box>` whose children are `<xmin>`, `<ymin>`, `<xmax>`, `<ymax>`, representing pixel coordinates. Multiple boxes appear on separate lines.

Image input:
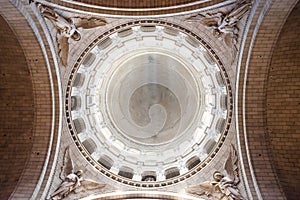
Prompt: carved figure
<box><xmin>48</xmin><ymin>147</ymin><xmax>106</xmax><ymax>200</ymax></box>
<box><xmin>186</xmin><ymin>145</ymin><xmax>245</xmax><ymax>200</ymax></box>
<box><xmin>37</xmin><ymin>3</ymin><xmax>107</xmax><ymax>66</ymax></box>
<box><xmin>186</xmin><ymin>0</ymin><xmax>251</xmax><ymax>51</ymax></box>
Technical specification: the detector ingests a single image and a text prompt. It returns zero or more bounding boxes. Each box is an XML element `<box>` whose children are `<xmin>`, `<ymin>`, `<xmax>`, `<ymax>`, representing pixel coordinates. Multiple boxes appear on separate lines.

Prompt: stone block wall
<box><xmin>0</xmin><ymin>1</ymin><xmax>60</xmax><ymax>198</ymax></box>
<box><xmin>0</xmin><ymin>14</ymin><xmax>34</xmax><ymax>200</ymax></box>
<box><xmin>267</xmin><ymin>2</ymin><xmax>300</xmax><ymax>199</ymax></box>
<box><xmin>237</xmin><ymin>0</ymin><xmax>299</xmax><ymax>199</ymax></box>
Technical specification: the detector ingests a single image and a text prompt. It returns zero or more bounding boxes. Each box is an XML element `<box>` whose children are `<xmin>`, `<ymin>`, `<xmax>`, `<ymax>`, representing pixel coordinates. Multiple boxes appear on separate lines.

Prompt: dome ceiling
<box><xmin>66</xmin><ymin>21</ymin><xmax>232</xmax><ymax>186</ymax></box>
<box><xmin>3</xmin><ymin>0</ymin><xmax>300</xmax><ymax>199</ymax></box>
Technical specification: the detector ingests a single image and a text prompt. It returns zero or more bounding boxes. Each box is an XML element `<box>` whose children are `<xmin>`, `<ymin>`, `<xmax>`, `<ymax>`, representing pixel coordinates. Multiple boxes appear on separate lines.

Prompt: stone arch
<box><xmin>237</xmin><ymin>0</ymin><xmax>300</xmax><ymax>199</ymax></box>
<box><xmin>0</xmin><ymin>3</ymin><xmax>60</xmax><ymax>199</ymax></box>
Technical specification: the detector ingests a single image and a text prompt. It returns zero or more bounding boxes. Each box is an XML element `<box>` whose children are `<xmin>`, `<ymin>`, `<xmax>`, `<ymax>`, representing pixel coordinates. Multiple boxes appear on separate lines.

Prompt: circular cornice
<box><xmin>80</xmin><ymin>191</ymin><xmax>204</xmax><ymax>200</ymax></box>
<box><xmin>41</xmin><ymin>0</ymin><xmax>230</xmax><ymax>16</ymax></box>
<box><xmin>65</xmin><ymin>20</ymin><xmax>233</xmax><ymax>187</ymax></box>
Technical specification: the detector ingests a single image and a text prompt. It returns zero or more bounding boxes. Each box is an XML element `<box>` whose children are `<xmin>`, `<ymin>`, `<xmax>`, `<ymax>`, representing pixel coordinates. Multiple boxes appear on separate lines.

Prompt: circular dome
<box><xmin>65</xmin><ymin>20</ymin><xmax>232</xmax><ymax>187</ymax></box>
<box><xmin>107</xmin><ymin>52</ymin><xmax>199</xmax><ymax>145</ymax></box>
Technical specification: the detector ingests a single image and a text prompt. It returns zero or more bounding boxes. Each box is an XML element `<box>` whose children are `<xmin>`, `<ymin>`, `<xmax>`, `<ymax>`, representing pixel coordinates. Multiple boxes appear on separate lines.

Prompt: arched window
<box><xmin>165</xmin><ymin>167</ymin><xmax>180</xmax><ymax>179</ymax></box>
<box><xmin>82</xmin><ymin>138</ymin><xmax>97</xmax><ymax>154</ymax></box>
<box><xmin>186</xmin><ymin>156</ymin><xmax>201</xmax><ymax>170</ymax></box>
<box><xmin>98</xmin><ymin>155</ymin><xmax>114</xmax><ymax>170</ymax></box>
<box><xmin>204</xmin><ymin>139</ymin><xmax>216</xmax><ymax>154</ymax></box>
<box><xmin>73</xmin><ymin>73</ymin><xmax>85</xmax><ymax>88</ymax></box>
<box><xmin>71</xmin><ymin>96</ymin><xmax>81</xmax><ymax>111</ymax></box>
<box><xmin>118</xmin><ymin>166</ymin><xmax>134</xmax><ymax>179</ymax></box>
<box><xmin>82</xmin><ymin>53</ymin><xmax>96</xmax><ymax>67</ymax></box>
<box><xmin>216</xmin><ymin>118</ymin><xmax>226</xmax><ymax>134</ymax></box>
<box><xmin>73</xmin><ymin>118</ymin><xmax>86</xmax><ymax>133</ymax></box>
<box><xmin>142</xmin><ymin>171</ymin><xmax>156</xmax><ymax>181</ymax></box>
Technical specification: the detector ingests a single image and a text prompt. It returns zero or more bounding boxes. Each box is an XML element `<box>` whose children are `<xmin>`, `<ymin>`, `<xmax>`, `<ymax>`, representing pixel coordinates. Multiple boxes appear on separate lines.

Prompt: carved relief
<box><xmin>186</xmin><ymin>0</ymin><xmax>251</xmax><ymax>52</ymax></box>
<box><xmin>47</xmin><ymin>147</ymin><xmax>106</xmax><ymax>200</ymax></box>
<box><xmin>186</xmin><ymin>144</ymin><xmax>245</xmax><ymax>200</ymax></box>
<box><xmin>37</xmin><ymin>3</ymin><xmax>107</xmax><ymax>66</ymax></box>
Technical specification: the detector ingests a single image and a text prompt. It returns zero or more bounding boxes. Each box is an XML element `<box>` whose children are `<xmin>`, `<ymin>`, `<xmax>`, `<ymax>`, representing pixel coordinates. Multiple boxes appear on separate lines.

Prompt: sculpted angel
<box><xmin>186</xmin><ymin>0</ymin><xmax>251</xmax><ymax>51</ymax></box>
<box><xmin>37</xmin><ymin>3</ymin><xmax>107</xmax><ymax>66</ymax></box>
<box><xmin>186</xmin><ymin>144</ymin><xmax>245</xmax><ymax>200</ymax></box>
<box><xmin>48</xmin><ymin>147</ymin><xmax>106</xmax><ymax>200</ymax></box>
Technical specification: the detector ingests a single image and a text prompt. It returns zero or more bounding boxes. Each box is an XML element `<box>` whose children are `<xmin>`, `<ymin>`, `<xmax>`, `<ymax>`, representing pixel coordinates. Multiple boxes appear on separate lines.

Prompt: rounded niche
<box><xmin>65</xmin><ymin>20</ymin><xmax>232</xmax><ymax>187</ymax></box>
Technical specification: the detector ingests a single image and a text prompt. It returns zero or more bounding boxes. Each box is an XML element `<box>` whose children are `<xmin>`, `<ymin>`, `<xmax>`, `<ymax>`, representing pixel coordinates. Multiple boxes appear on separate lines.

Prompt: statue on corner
<box><xmin>186</xmin><ymin>144</ymin><xmax>245</xmax><ymax>200</ymax></box>
<box><xmin>48</xmin><ymin>147</ymin><xmax>106</xmax><ymax>200</ymax></box>
<box><xmin>37</xmin><ymin>3</ymin><xmax>107</xmax><ymax>67</ymax></box>
<box><xmin>186</xmin><ymin>0</ymin><xmax>252</xmax><ymax>52</ymax></box>
<box><xmin>49</xmin><ymin>170</ymin><xmax>83</xmax><ymax>200</ymax></box>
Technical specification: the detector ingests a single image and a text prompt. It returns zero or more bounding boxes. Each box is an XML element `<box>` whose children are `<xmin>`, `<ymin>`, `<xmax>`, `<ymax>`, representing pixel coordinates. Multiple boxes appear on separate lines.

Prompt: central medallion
<box><xmin>106</xmin><ymin>52</ymin><xmax>199</xmax><ymax>145</ymax></box>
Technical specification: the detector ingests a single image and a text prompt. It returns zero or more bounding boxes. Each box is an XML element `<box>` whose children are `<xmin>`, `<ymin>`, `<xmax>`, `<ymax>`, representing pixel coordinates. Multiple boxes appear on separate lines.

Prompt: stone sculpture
<box><xmin>186</xmin><ymin>0</ymin><xmax>251</xmax><ymax>52</ymax></box>
<box><xmin>37</xmin><ymin>3</ymin><xmax>107</xmax><ymax>66</ymax></box>
<box><xmin>186</xmin><ymin>144</ymin><xmax>245</xmax><ymax>200</ymax></box>
<box><xmin>48</xmin><ymin>147</ymin><xmax>106</xmax><ymax>200</ymax></box>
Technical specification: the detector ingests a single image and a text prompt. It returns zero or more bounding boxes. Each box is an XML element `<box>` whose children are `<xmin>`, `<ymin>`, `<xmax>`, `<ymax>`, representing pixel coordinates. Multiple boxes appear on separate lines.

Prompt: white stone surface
<box><xmin>70</xmin><ymin>25</ymin><xmax>228</xmax><ymax>181</ymax></box>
